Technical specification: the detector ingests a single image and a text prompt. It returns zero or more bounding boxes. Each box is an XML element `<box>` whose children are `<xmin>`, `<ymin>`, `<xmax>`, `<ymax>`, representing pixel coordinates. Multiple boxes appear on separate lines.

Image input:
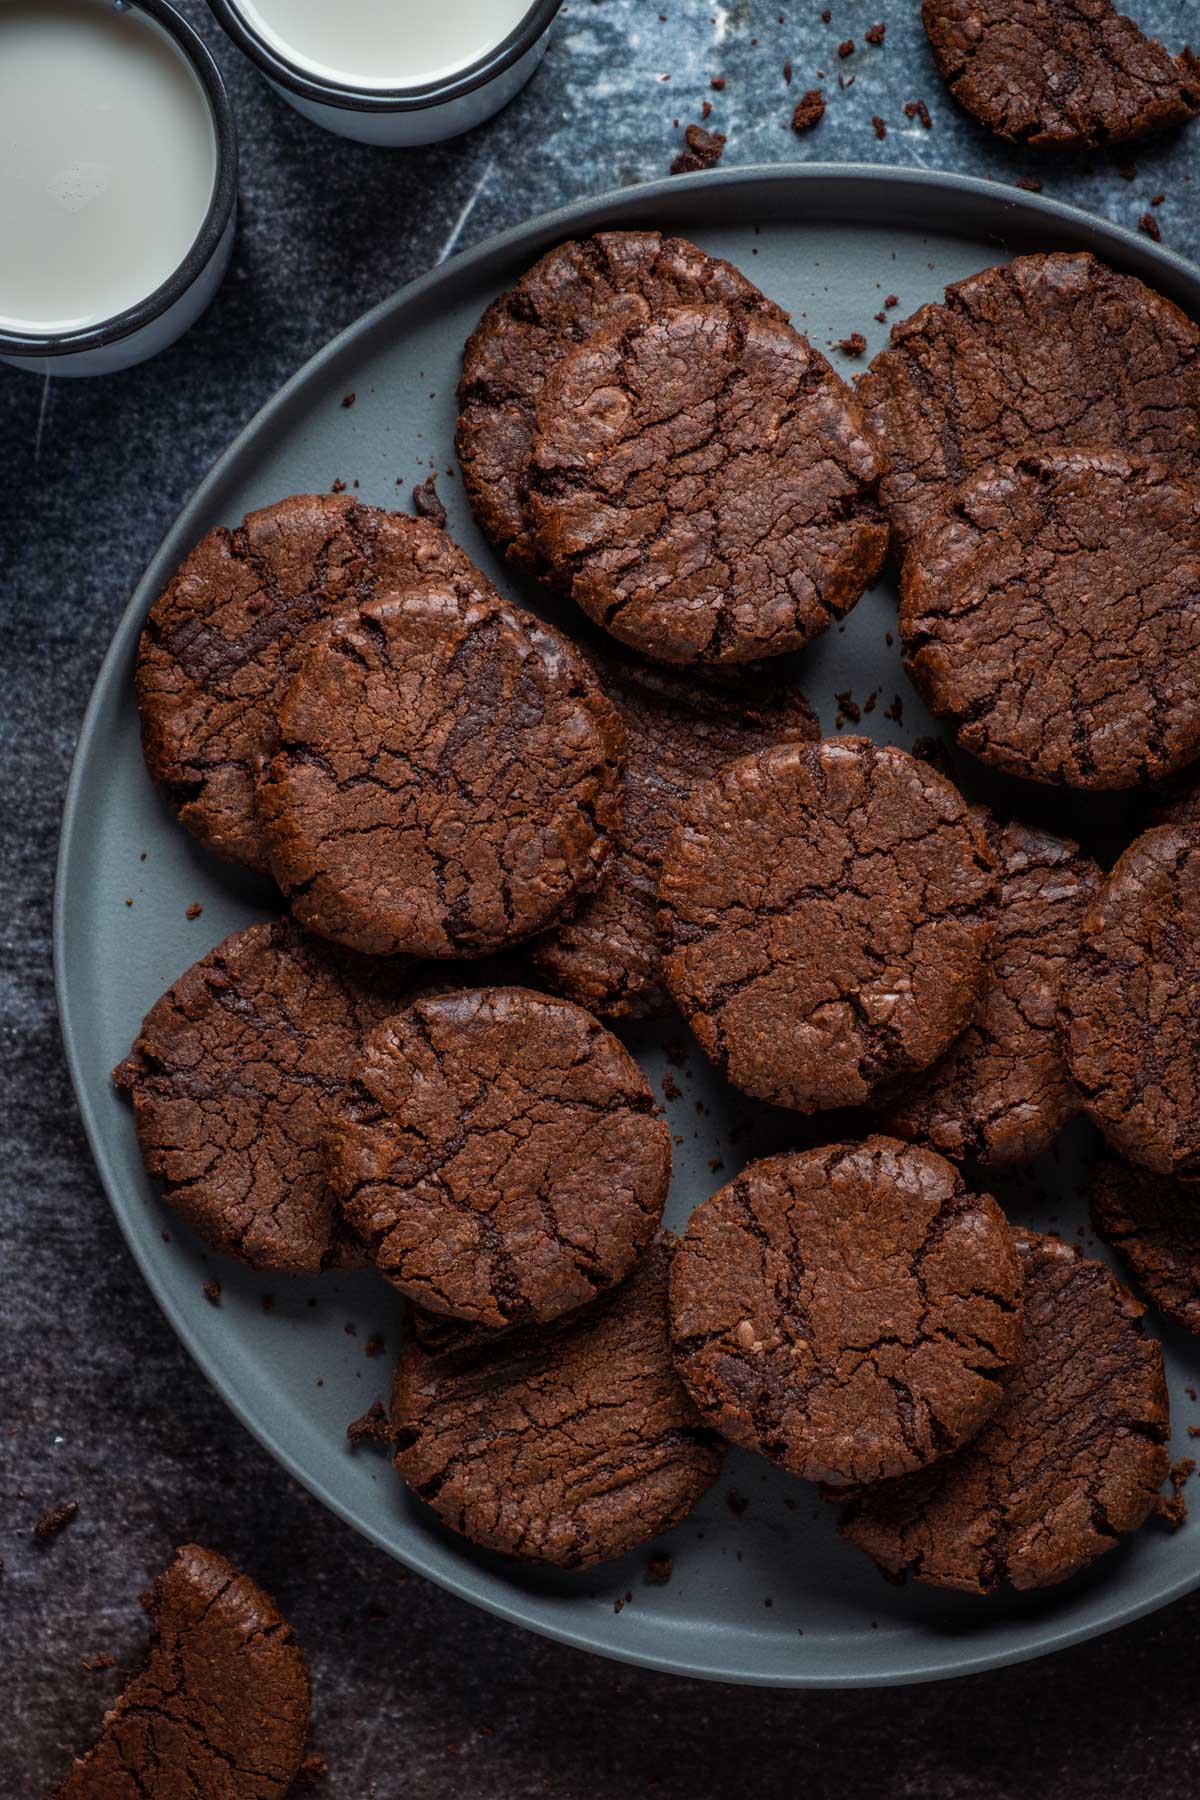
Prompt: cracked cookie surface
<box><xmin>876</xmin><ymin>816</ymin><xmax>1100</xmax><ymax>1167</ymax></box>
<box><xmin>668</xmin><ymin>1138</ymin><xmax>1022</xmax><ymax>1487</ymax></box>
<box><xmin>525</xmin><ymin>301</ymin><xmax>888</xmax><ymax>665</ymax></box>
<box><xmin>858</xmin><ymin>252</ymin><xmax>1200</xmax><ymax>551</ymax></box>
<box><xmin>923</xmin><ymin>0</ymin><xmax>1200</xmax><ymax>150</ymax></box>
<box><xmin>657</xmin><ymin>737</ymin><xmax>997</xmax><ymax>1112</ymax></box>
<box><xmin>256</xmin><ymin>582</ymin><xmax>624</xmax><ymax>958</ymax></box>
<box><xmin>390</xmin><ymin>1233</ymin><xmax>724</xmax><ymax>1567</ymax></box>
<box><xmin>837</xmin><ymin>1230</ymin><xmax>1170</xmax><ymax>1591</ymax></box>
<box><xmin>1092</xmin><ymin>1157</ymin><xmax>1200</xmax><ymax>1335</ymax></box>
<box><xmin>900</xmin><ymin>450</ymin><xmax>1200</xmax><ymax>789</ymax></box>
<box><xmin>327</xmin><ymin>985</ymin><xmax>671</xmax><ymax>1327</ymax></box>
<box><xmin>456</xmin><ymin>229</ymin><xmax>787</xmax><ymax>575</ymax></box>
<box><xmin>528</xmin><ymin>645</ymin><xmax>819</xmax><ymax>1017</ymax></box>
<box><xmin>50</xmin><ymin>1544</ymin><xmax>309</xmax><ymax>1798</ymax></box>
<box><xmin>137</xmin><ymin>494</ymin><xmax>485</xmax><ymax>873</ymax></box>
<box><xmin>114</xmin><ymin>919</ymin><xmax>409</xmax><ymax>1273</ymax></box>
<box><xmin>1061</xmin><ymin>824</ymin><xmax>1200</xmax><ymax>1173</ymax></box>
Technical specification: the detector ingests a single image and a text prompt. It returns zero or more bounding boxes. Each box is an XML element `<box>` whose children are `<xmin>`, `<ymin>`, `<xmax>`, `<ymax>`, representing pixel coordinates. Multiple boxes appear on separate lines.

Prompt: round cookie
<box><xmin>1093</xmin><ymin>1157</ymin><xmax>1200</xmax><ymax>1335</ymax></box>
<box><xmin>923</xmin><ymin>0</ymin><xmax>1200</xmax><ymax>151</ymax></box>
<box><xmin>1061</xmin><ymin>823</ymin><xmax>1200</xmax><ymax>1175</ymax></box>
<box><xmin>525</xmin><ymin>300</ymin><xmax>888</xmax><ymax>666</ymax></box>
<box><xmin>668</xmin><ymin>1139</ymin><xmax>1023</xmax><ymax>1487</ymax></box>
<box><xmin>900</xmin><ymin>450</ymin><xmax>1200</xmax><ymax>789</ymax></box>
<box><xmin>137</xmin><ymin>494</ymin><xmax>486</xmax><ymax>872</ymax></box>
<box><xmin>657</xmin><ymin>737</ymin><xmax>998</xmax><ymax>1112</ymax></box>
<box><xmin>113</xmin><ymin>920</ymin><xmax>410</xmax><ymax>1273</ymax></box>
<box><xmin>326</xmin><ymin>986</ymin><xmax>671</xmax><ymax>1327</ymax></box>
<box><xmin>876</xmin><ymin>817</ymin><xmax>1101</xmax><ymax>1167</ymax></box>
<box><xmin>858</xmin><ymin>251</ymin><xmax>1200</xmax><ymax>551</ymax></box>
<box><xmin>457</xmin><ymin>229</ymin><xmax>787</xmax><ymax>574</ymax></box>
<box><xmin>256</xmin><ymin>582</ymin><xmax>624</xmax><ymax>958</ymax></box>
<box><xmin>837</xmin><ymin>1231</ymin><xmax>1170</xmax><ymax>1592</ymax></box>
<box><xmin>390</xmin><ymin>1233</ymin><xmax>725</xmax><ymax>1568</ymax></box>
<box><xmin>528</xmin><ymin>647</ymin><xmax>819</xmax><ymax>1017</ymax></box>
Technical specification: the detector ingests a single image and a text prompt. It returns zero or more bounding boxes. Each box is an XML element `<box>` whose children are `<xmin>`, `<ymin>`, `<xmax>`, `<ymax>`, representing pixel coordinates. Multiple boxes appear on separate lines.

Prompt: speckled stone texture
<box><xmin>4</xmin><ymin>2</ymin><xmax>1200</xmax><ymax>1794</ymax></box>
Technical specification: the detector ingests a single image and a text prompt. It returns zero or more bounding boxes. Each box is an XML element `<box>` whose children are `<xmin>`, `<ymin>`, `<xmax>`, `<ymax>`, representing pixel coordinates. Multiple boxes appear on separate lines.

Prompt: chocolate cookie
<box><xmin>901</xmin><ymin>451</ymin><xmax>1200</xmax><ymax>789</ymax></box>
<box><xmin>457</xmin><ymin>230</ymin><xmax>787</xmax><ymax>574</ymax></box>
<box><xmin>50</xmin><ymin>1545</ymin><xmax>309</xmax><ymax>1798</ymax></box>
<box><xmin>137</xmin><ymin>494</ymin><xmax>486</xmax><ymax>872</ymax></box>
<box><xmin>114</xmin><ymin>919</ymin><xmax>409</xmax><ymax>1273</ymax></box>
<box><xmin>858</xmin><ymin>252</ymin><xmax>1200</xmax><ymax>550</ymax></box>
<box><xmin>877</xmin><ymin>818</ymin><xmax>1100</xmax><ymax>1166</ymax></box>
<box><xmin>326</xmin><ymin>986</ymin><xmax>671</xmax><ymax>1327</ymax></box>
<box><xmin>391</xmin><ymin>1233</ymin><xmax>725</xmax><ymax>1567</ymax></box>
<box><xmin>528</xmin><ymin>647</ymin><xmax>819</xmax><ymax>1016</ymax></box>
<box><xmin>668</xmin><ymin>1139</ymin><xmax>1023</xmax><ymax>1487</ymax></box>
<box><xmin>256</xmin><ymin>582</ymin><xmax>624</xmax><ymax>958</ymax></box>
<box><xmin>657</xmin><ymin>738</ymin><xmax>997</xmax><ymax>1111</ymax></box>
<box><xmin>1061</xmin><ymin>824</ymin><xmax>1200</xmax><ymax>1174</ymax></box>
<box><xmin>837</xmin><ymin>1231</ymin><xmax>1170</xmax><ymax>1592</ymax></box>
<box><xmin>525</xmin><ymin>300</ymin><xmax>888</xmax><ymax>665</ymax></box>
<box><xmin>923</xmin><ymin>0</ymin><xmax>1200</xmax><ymax>151</ymax></box>
<box><xmin>1093</xmin><ymin>1157</ymin><xmax>1200</xmax><ymax>1334</ymax></box>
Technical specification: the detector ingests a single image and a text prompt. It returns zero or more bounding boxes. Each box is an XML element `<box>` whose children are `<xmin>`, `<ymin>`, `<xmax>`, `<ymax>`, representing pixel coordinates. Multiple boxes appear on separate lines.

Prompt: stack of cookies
<box><xmin>118</xmin><ymin>231</ymin><xmax>1200</xmax><ymax>1593</ymax></box>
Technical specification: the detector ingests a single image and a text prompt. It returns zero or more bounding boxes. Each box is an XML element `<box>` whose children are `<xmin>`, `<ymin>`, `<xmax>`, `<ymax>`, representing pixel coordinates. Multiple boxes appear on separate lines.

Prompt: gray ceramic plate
<box><xmin>55</xmin><ymin>166</ymin><xmax>1200</xmax><ymax>1687</ymax></box>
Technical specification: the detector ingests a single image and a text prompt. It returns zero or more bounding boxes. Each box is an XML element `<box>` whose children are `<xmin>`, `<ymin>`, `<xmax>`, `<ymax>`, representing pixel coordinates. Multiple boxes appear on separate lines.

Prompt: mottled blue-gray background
<box><xmin>4</xmin><ymin>2</ymin><xmax>1200</xmax><ymax>1794</ymax></box>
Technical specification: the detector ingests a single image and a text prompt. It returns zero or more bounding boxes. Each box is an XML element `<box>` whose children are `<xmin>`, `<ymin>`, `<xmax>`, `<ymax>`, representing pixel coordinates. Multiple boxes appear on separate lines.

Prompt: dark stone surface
<box><xmin>3</xmin><ymin>2</ymin><xmax>1199</xmax><ymax>1793</ymax></box>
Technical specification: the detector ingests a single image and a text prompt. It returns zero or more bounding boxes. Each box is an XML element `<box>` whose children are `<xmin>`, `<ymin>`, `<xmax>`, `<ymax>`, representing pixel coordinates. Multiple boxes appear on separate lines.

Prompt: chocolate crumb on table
<box><xmin>34</xmin><ymin>1500</ymin><xmax>79</xmax><ymax>1542</ymax></box>
<box><xmin>1157</xmin><ymin>1457</ymin><xmax>1196</xmax><ymax>1529</ymax></box>
<box><xmin>671</xmin><ymin>122</ymin><xmax>727</xmax><ymax>174</ymax></box>
<box><xmin>1017</xmin><ymin>175</ymin><xmax>1043</xmax><ymax>191</ymax></box>
<box><xmin>296</xmin><ymin>1753</ymin><xmax>331</xmax><ymax>1788</ymax></box>
<box><xmin>341</xmin><ymin>392</ymin><xmax>356</xmax><ymax>409</ymax></box>
<box><xmin>1140</xmin><ymin>211</ymin><xmax>1162</xmax><ymax>241</ymax></box>
<box><xmin>185</xmin><ymin>902</ymin><xmax>203</xmax><ymax>919</ymax></box>
<box><xmin>792</xmin><ymin>88</ymin><xmax>826</xmax><ymax>131</ymax></box>
<box><xmin>873</xmin><ymin>115</ymin><xmax>887</xmax><ymax>137</ymax></box>
<box><xmin>411</xmin><ymin>471</ymin><xmax>447</xmax><ymax>526</ymax></box>
<box><xmin>905</xmin><ymin>97</ymin><xmax>933</xmax><ymax>127</ymax></box>
<box><xmin>865</xmin><ymin>21</ymin><xmax>886</xmax><ymax>43</ymax></box>
<box><xmin>838</xmin><ymin>38</ymin><xmax>854</xmax><ymax>56</ymax></box>
<box><xmin>838</xmin><ymin>331</ymin><xmax>867</xmax><ymax>356</ymax></box>
<box><xmin>330</xmin><ymin>477</ymin><xmax>347</xmax><ymax>493</ymax></box>
<box><xmin>711</xmin><ymin>74</ymin><xmax>726</xmax><ymax>89</ymax></box>
<box><xmin>347</xmin><ymin>1401</ymin><xmax>395</xmax><ymax>1447</ymax></box>
<box><xmin>202</xmin><ymin>1280</ymin><xmax>221</xmax><ymax>1306</ymax></box>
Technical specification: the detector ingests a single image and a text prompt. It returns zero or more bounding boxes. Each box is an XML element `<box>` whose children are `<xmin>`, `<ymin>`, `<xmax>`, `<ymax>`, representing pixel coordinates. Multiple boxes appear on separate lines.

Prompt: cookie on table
<box><xmin>256</xmin><ymin>581</ymin><xmax>624</xmax><ymax>958</ymax></box>
<box><xmin>876</xmin><ymin>817</ymin><xmax>1101</xmax><ymax>1167</ymax></box>
<box><xmin>923</xmin><ymin>0</ymin><xmax>1200</xmax><ymax>151</ymax></box>
<box><xmin>1093</xmin><ymin>1157</ymin><xmax>1200</xmax><ymax>1334</ymax></box>
<box><xmin>114</xmin><ymin>919</ymin><xmax>411</xmax><ymax>1274</ymax></box>
<box><xmin>900</xmin><ymin>450</ymin><xmax>1200</xmax><ymax>789</ymax></box>
<box><xmin>857</xmin><ymin>252</ymin><xmax>1200</xmax><ymax>551</ymax></box>
<box><xmin>325</xmin><ymin>986</ymin><xmax>671</xmax><ymax>1328</ymax></box>
<box><xmin>50</xmin><ymin>1545</ymin><xmax>309</xmax><ymax>1799</ymax></box>
<box><xmin>1061</xmin><ymin>823</ymin><xmax>1200</xmax><ymax>1175</ymax></box>
<box><xmin>525</xmin><ymin>299</ymin><xmax>888</xmax><ymax>665</ymax></box>
<box><xmin>657</xmin><ymin>737</ymin><xmax>997</xmax><ymax>1112</ymax></box>
<box><xmin>528</xmin><ymin>646</ymin><xmax>819</xmax><ymax>1017</ymax></box>
<box><xmin>669</xmin><ymin>1138</ymin><xmax>1023</xmax><ymax>1487</ymax></box>
<box><xmin>391</xmin><ymin>1233</ymin><xmax>725</xmax><ymax>1568</ymax></box>
<box><xmin>137</xmin><ymin>494</ymin><xmax>486</xmax><ymax>873</ymax></box>
<box><xmin>457</xmin><ymin>229</ymin><xmax>787</xmax><ymax>575</ymax></box>
<box><xmin>837</xmin><ymin>1231</ymin><xmax>1170</xmax><ymax>1592</ymax></box>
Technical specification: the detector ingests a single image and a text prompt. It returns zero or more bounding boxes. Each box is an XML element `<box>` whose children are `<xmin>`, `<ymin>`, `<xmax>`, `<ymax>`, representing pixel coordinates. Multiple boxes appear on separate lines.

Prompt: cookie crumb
<box><xmin>835</xmin><ymin>689</ymin><xmax>862</xmax><ymax>721</ymax></box>
<box><xmin>884</xmin><ymin>293</ymin><xmax>898</xmax><ymax>308</ymax></box>
<box><xmin>1156</xmin><ymin>1457</ymin><xmax>1195</xmax><ymax>1529</ymax></box>
<box><xmin>783</xmin><ymin>59</ymin><xmax>793</xmax><ymax>83</ymax></box>
<box><xmin>671</xmin><ymin>122</ymin><xmax>727</xmax><ymax>174</ymax></box>
<box><xmin>1151</xmin><ymin>192</ymin><xmax>1165</xmax><ymax>206</ymax></box>
<box><xmin>872</xmin><ymin>115</ymin><xmax>887</xmax><ymax>138</ymax></box>
<box><xmin>645</xmin><ymin>1553</ymin><xmax>673</xmax><ymax>1585</ymax></box>
<box><xmin>865</xmin><ymin>21</ymin><xmax>885</xmax><ymax>43</ymax></box>
<box><xmin>364</xmin><ymin>1334</ymin><xmax>385</xmax><ymax>1358</ymax></box>
<box><xmin>202</xmin><ymin>1280</ymin><xmax>221</xmax><ymax>1306</ymax></box>
<box><xmin>347</xmin><ymin>1401</ymin><xmax>395</xmax><ymax>1447</ymax></box>
<box><xmin>296</xmin><ymin>1753</ymin><xmax>330</xmax><ymax>1788</ymax></box>
<box><xmin>341</xmin><ymin>392</ymin><xmax>356</xmax><ymax>409</ymax></box>
<box><xmin>185</xmin><ymin>902</ymin><xmax>203</xmax><ymax>920</ymax></box>
<box><xmin>710</xmin><ymin>74</ymin><xmax>726</xmax><ymax>89</ymax></box>
<box><xmin>791</xmin><ymin>88</ymin><xmax>825</xmax><ymax>132</ymax></box>
<box><xmin>34</xmin><ymin>1499</ymin><xmax>78</xmax><ymax>1541</ymax></box>
<box><xmin>662</xmin><ymin>1073</ymin><xmax>682</xmax><ymax>1102</ymax></box>
<box><xmin>330</xmin><ymin>478</ymin><xmax>347</xmax><ymax>494</ymax></box>
<box><xmin>1139</xmin><ymin>211</ymin><xmax>1162</xmax><ymax>242</ymax></box>
<box><xmin>411</xmin><ymin>472</ymin><xmax>448</xmax><ymax>527</ymax></box>
<box><xmin>837</xmin><ymin>37</ymin><xmax>854</xmax><ymax>56</ymax></box>
<box><xmin>837</xmin><ymin>331</ymin><xmax>867</xmax><ymax>357</ymax></box>
<box><xmin>1016</xmin><ymin>176</ymin><xmax>1042</xmax><ymax>192</ymax></box>
<box><xmin>904</xmin><ymin>97</ymin><xmax>932</xmax><ymax>128</ymax></box>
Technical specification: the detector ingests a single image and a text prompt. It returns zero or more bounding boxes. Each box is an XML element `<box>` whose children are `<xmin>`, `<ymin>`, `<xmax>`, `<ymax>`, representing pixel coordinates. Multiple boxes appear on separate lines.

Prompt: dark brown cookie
<box><xmin>1093</xmin><ymin>1157</ymin><xmax>1200</xmax><ymax>1334</ymax></box>
<box><xmin>837</xmin><ymin>1231</ymin><xmax>1170</xmax><ymax>1592</ymax></box>
<box><xmin>50</xmin><ymin>1545</ymin><xmax>309</xmax><ymax>1798</ymax></box>
<box><xmin>657</xmin><ymin>738</ymin><xmax>997</xmax><ymax>1111</ymax></box>
<box><xmin>457</xmin><ymin>230</ymin><xmax>787</xmax><ymax>574</ymax></box>
<box><xmin>1061</xmin><ymin>824</ymin><xmax>1200</xmax><ymax>1174</ymax></box>
<box><xmin>669</xmin><ymin>1139</ymin><xmax>1023</xmax><ymax>1487</ymax></box>
<box><xmin>326</xmin><ymin>986</ymin><xmax>671</xmax><ymax>1327</ymax></box>
<box><xmin>391</xmin><ymin>1233</ymin><xmax>725</xmax><ymax>1567</ymax></box>
<box><xmin>876</xmin><ymin>817</ymin><xmax>1101</xmax><ymax>1166</ymax></box>
<box><xmin>858</xmin><ymin>252</ymin><xmax>1200</xmax><ymax>551</ymax></box>
<box><xmin>923</xmin><ymin>0</ymin><xmax>1200</xmax><ymax>151</ymax></box>
<box><xmin>114</xmin><ymin>919</ymin><xmax>409</xmax><ymax>1273</ymax></box>
<box><xmin>137</xmin><ymin>495</ymin><xmax>486</xmax><ymax>872</ymax></box>
<box><xmin>900</xmin><ymin>450</ymin><xmax>1200</xmax><ymax>789</ymax></box>
<box><xmin>528</xmin><ymin>647</ymin><xmax>819</xmax><ymax>1016</ymax></box>
<box><xmin>525</xmin><ymin>300</ymin><xmax>888</xmax><ymax>665</ymax></box>
<box><xmin>256</xmin><ymin>582</ymin><xmax>624</xmax><ymax>958</ymax></box>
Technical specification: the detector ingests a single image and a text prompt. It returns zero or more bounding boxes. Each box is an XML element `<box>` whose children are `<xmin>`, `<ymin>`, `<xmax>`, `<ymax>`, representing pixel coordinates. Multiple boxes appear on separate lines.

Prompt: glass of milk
<box><xmin>0</xmin><ymin>0</ymin><xmax>238</xmax><ymax>377</ymax></box>
<box><xmin>207</xmin><ymin>0</ymin><xmax>563</xmax><ymax>145</ymax></box>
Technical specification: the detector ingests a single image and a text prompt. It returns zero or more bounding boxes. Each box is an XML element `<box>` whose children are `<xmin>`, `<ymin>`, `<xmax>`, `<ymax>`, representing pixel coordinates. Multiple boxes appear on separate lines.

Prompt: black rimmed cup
<box><xmin>206</xmin><ymin>0</ymin><xmax>563</xmax><ymax>146</ymax></box>
<box><xmin>0</xmin><ymin>0</ymin><xmax>238</xmax><ymax>378</ymax></box>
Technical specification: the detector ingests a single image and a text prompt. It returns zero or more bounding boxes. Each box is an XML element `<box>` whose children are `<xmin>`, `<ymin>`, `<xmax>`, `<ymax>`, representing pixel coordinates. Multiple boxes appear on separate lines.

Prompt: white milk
<box><xmin>0</xmin><ymin>1</ymin><xmax>217</xmax><ymax>335</ymax></box>
<box><xmin>236</xmin><ymin>0</ymin><xmax>536</xmax><ymax>89</ymax></box>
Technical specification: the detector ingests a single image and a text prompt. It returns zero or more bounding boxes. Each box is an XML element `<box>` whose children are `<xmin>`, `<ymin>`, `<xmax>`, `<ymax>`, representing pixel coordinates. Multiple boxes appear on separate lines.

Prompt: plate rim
<box><xmin>54</xmin><ymin>161</ymin><xmax>1200</xmax><ymax>1689</ymax></box>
